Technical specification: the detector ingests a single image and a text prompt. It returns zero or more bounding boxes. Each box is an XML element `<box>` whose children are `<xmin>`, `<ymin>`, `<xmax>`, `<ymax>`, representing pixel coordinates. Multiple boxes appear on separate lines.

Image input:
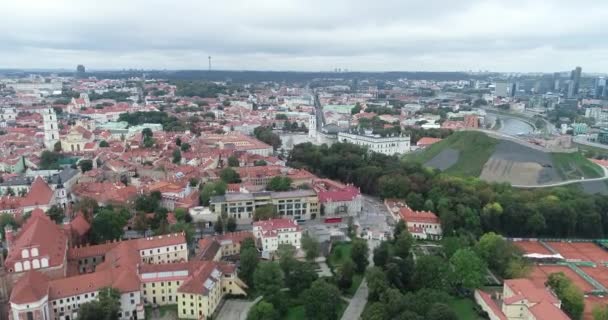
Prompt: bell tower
<box><xmin>43</xmin><ymin>108</ymin><xmax>59</xmax><ymax>150</ymax></box>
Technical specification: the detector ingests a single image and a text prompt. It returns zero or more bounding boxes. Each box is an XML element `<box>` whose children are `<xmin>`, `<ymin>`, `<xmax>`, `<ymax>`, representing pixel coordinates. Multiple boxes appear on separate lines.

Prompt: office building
<box><xmin>210</xmin><ymin>190</ymin><xmax>320</xmax><ymax>222</ymax></box>
<box><xmin>570</xmin><ymin>66</ymin><xmax>582</xmax><ymax>94</ymax></box>
<box><xmin>495</xmin><ymin>81</ymin><xmax>509</xmax><ymax>97</ymax></box>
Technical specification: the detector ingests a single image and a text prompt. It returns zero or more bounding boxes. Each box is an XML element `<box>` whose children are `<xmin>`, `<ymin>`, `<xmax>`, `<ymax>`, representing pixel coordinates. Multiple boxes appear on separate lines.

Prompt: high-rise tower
<box><xmin>43</xmin><ymin>108</ymin><xmax>59</xmax><ymax>150</ymax></box>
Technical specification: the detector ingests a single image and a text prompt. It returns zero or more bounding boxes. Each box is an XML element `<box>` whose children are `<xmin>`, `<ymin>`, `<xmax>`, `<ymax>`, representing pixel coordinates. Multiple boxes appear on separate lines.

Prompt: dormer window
<box><xmin>21</xmin><ymin>249</ymin><xmax>29</xmax><ymax>259</ymax></box>
<box><xmin>31</xmin><ymin>248</ymin><xmax>39</xmax><ymax>257</ymax></box>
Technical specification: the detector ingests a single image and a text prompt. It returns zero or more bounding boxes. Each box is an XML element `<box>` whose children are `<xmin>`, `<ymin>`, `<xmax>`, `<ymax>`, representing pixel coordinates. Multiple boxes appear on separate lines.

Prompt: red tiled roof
<box><xmin>475</xmin><ymin>290</ymin><xmax>507</xmax><ymax>320</ymax></box>
<box><xmin>399</xmin><ymin>206</ymin><xmax>440</xmax><ymax>224</ymax></box>
<box><xmin>529</xmin><ymin>301</ymin><xmax>570</xmax><ymax>320</ymax></box>
<box><xmin>5</xmin><ymin>209</ymin><xmax>67</xmax><ymax>270</ymax></box>
<box><xmin>70</xmin><ymin>213</ymin><xmax>91</xmax><ymax>237</ymax></box>
<box><xmin>20</xmin><ymin>177</ymin><xmax>54</xmax><ymax>208</ymax></box>
<box><xmin>10</xmin><ymin>271</ymin><xmax>49</xmax><ymax>304</ymax></box>
<box><xmin>253</xmin><ymin>218</ymin><xmax>299</xmax><ymax>237</ymax></box>
<box><xmin>504</xmin><ymin>279</ymin><xmax>560</xmax><ymax>305</ymax></box>
<box><xmin>416</xmin><ymin>137</ymin><xmax>442</xmax><ymax>146</ymax></box>
<box><xmin>317</xmin><ymin>186</ymin><xmax>360</xmax><ymax>203</ymax></box>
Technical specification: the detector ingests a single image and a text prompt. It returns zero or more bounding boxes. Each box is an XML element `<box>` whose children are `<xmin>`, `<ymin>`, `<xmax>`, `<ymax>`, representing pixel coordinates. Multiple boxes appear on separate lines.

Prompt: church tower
<box><xmin>43</xmin><ymin>108</ymin><xmax>59</xmax><ymax>150</ymax></box>
<box><xmin>54</xmin><ymin>176</ymin><xmax>68</xmax><ymax>209</ymax></box>
<box><xmin>308</xmin><ymin>113</ymin><xmax>317</xmax><ymax>141</ymax></box>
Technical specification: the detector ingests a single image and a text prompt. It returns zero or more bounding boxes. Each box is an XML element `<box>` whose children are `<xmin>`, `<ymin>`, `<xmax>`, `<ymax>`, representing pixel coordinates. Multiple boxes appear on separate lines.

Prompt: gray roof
<box><xmin>0</xmin><ymin>168</ymin><xmax>79</xmax><ymax>187</ymax></box>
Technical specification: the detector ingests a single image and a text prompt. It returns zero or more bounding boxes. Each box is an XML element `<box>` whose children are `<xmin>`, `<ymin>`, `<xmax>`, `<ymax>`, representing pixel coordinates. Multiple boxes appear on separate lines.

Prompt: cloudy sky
<box><xmin>2</xmin><ymin>0</ymin><xmax>608</xmax><ymax>72</ymax></box>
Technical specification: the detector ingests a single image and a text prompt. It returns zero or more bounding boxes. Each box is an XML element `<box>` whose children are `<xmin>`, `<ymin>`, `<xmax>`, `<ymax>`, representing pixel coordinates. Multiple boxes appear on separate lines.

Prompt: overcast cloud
<box><xmin>2</xmin><ymin>0</ymin><xmax>608</xmax><ymax>72</ymax></box>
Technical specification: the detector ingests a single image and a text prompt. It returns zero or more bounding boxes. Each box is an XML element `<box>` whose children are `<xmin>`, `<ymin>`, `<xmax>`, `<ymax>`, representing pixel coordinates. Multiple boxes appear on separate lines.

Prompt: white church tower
<box><xmin>308</xmin><ymin>113</ymin><xmax>317</xmax><ymax>141</ymax></box>
<box><xmin>43</xmin><ymin>108</ymin><xmax>59</xmax><ymax>150</ymax></box>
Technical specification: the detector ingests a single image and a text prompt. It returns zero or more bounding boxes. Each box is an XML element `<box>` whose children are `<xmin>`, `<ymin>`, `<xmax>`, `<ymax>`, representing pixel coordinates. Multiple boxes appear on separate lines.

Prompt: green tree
<box><xmin>39</xmin><ymin>150</ymin><xmax>61</xmax><ymax>169</ymax></box>
<box><xmin>278</xmin><ymin>244</ymin><xmax>297</xmax><ymax>275</ymax></box>
<box><xmin>373</xmin><ymin>241</ymin><xmax>391</xmax><ymax>268</ymax></box>
<box><xmin>247</xmin><ymin>301</ymin><xmax>278</xmax><ymax>320</ymax></box>
<box><xmin>394</xmin><ymin>231</ymin><xmax>414</xmax><ymax>259</ymax></box>
<box><xmin>267</xmin><ymin>176</ymin><xmax>292</xmax><ymax>191</ymax></box>
<box><xmin>175</xmin><ymin>137</ymin><xmax>182</xmax><ymax>146</ymax></box>
<box><xmin>0</xmin><ymin>214</ymin><xmax>17</xmax><ymax>238</ymax></box>
<box><xmin>228</xmin><ymin>155</ymin><xmax>240</xmax><ymax>167</ymax></box>
<box><xmin>46</xmin><ymin>205</ymin><xmax>65</xmax><ymax>224</ymax></box>
<box><xmin>254</xmin><ymin>126</ymin><xmax>281</xmax><ymax>150</ymax></box>
<box><xmin>593</xmin><ymin>305</ymin><xmax>608</xmax><ymax>320</ymax></box>
<box><xmin>142</xmin><ymin>128</ymin><xmax>153</xmax><ymax>138</ymax></box>
<box><xmin>78</xmin><ymin>159</ymin><xmax>93</xmax><ymax>173</ymax></box>
<box><xmin>91</xmin><ymin>208</ymin><xmax>130</xmax><ymax>243</ymax></box>
<box><xmin>393</xmin><ymin>220</ymin><xmax>406</xmax><ymax>239</ymax></box>
<box><xmin>351</xmin><ymin>102</ymin><xmax>362</xmax><ymax>115</ymax></box>
<box><xmin>301</xmin><ymin>234</ymin><xmax>320</xmax><ymax>261</ymax></box>
<box><xmin>226</xmin><ymin>216</ymin><xmax>237</xmax><ymax>232</ymax></box>
<box><xmin>361</xmin><ymin>302</ymin><xmax>387</xmax><ymax>320</ymax></box>
<box><xmin>73</xmin><ymin>197</ymin><xmax>99</xmax><ymax>221</ymax></box>
<box><xmin>169</xmin><ymin>221</ymin><xmax>195</xmax><ymax>243</ymax></box>
<box><xmin>99</xmin><ymin>140</ymin><xmax>109</xmax><ymax>148</ymax></box>
<box><xmin>337</xmin><ymin>258</ymin><xmax>355</xmax><ymax>291</ymax></box>
<box><xmin>220</xmin><ymin>167</ymin><xmax>241</xmax><ymax>183</ymax></box>
<box><xmin>426</xmin><ymin>303</ymin><xmax>458</xmax><ymax>320</ymax></box>
<box><xmin>476</xmin><ymin>232</ymin><xmax>521</xmax><ymax>278</ymax></box>
<box><xmin>253</xmin><ymin>262</ymin><xmax>284</xmax><ymax>297</ymax></box>
<box><xmin>172</xmin><ymin>149</ymin><xmax>182</xmax><ymax>164</ymax></box>
<box><xmin>285</xmin><ymin>261</ymin><xmax>318</xmax><ymax>297</ymax></box>
<box><xmin>132</xmin><ymin>212</ymin><xmax>149</xmax><ymax>232</ymax></box>
<box><xmin>239</xmin><ymin>247</ymin><xmax>259</xmax><ymax>287</ymax></box>
<box><xmin>77</xmin><ymin>287</ymin><xmax>121</xmax><ymax>320</ymax></box>
<box><xmin>143</xmin><ymin>136</ymin><xmax>155</xmax><ymax>148</ymax></box>
<box><xmin>351</xmin><ymin>239</ymin><xmax>369</xmax><ymax>273</ymax></box>
<box><xmin>53</xmin><ymin>141</ymin><xmax>62</xmax><ymax>152</ymax></box>
<box><xmin>199</xmin><ymin>181</ymin><xmax>227</xmax><ymax>206</ymax></box>
<box><xmin>214</xmin><ymin>216</ymin><xmax>224</xmax><ymax>234</ymax></box>
<box><xmin>5</xmin><ymin>187</ymin><xmax>14</xmax><ymax>197</ymax></box>
<box><xmin>366</xmin><ymin>267</ymin><xmax>389</xmax><ymax>302</ymax></box>
<box><xmin>449</xmin><ymin>248</ymin><xmax>487</xmax><ymax>290</ymax></box>
<box><xmin>254</xmin><ymin>160</ymin><xmax>267</xmax><ymax>166</ymax></box>
<box><xmin>253</xmin><ymin>204</ymin><xmax>277</xmax><ymax>221</ymax></box>
<box><xmin>546</xmin><ymin>272</ymin><xmax>585</xmax><ymax>320</ymax></box>
<box><xmin>180</xmin><ymin>142</ymin><xmax>191</xmax><ymax>152</ymax></box>
<box><xmin>301</xmin><ymin>280</ymin><xmax>342</xmax><ymax>320</ymax></box>
<box><xmin>412</xmin><ymin>255</ymin><xmax>449</xmax><ymax>290</ymax></box>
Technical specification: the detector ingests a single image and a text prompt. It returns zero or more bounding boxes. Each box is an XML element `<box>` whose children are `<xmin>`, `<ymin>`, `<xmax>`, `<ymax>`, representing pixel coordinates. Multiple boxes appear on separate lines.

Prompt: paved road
<box><xmin>574</xmin><ymin>136</ymin><xmax>608</xmax><ymax>150</ymax></box>
<box><xmin>512</xmin><ymin>164</ymin><xmax>608</xmax><ymax>188</ymax></box>
<box><xmin>340</xmin><ymin>238</ymin><xmax>377</xmax><ymax>320</ymax></box>
<box><xmin>340</xmin><ymin>279</ymin><xmax>368</xmax><ymax>320</ymax></box>
<box><xmin>215</xmin><ymin>297</ymin><xmax>261</xmax><ymax>320</ymax></box>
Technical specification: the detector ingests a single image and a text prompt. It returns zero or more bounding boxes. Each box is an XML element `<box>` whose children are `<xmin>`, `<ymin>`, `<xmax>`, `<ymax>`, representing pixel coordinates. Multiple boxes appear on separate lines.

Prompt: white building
<box><xmin>43</xmin><ymin>108</ymin><xmax>59</xmax><ymax>150</ymax></box>
<box><xmin>337</xmin><ymin>131</ymin><xmax>410</xmax><ymax>155</ymax></box>
<box><xmin>308</xmin><ymin>114</ymin><xmax>317</xmax><ymax>140</ymax></box>
<box><xmin>252</xmin><ymin>218</ymin><xmax>302</xmax><ymax>254</ymax></box>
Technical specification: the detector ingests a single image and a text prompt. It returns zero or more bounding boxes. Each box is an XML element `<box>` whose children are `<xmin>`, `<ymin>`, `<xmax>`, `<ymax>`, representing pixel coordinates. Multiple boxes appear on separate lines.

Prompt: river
<box><xmin>487</xmin><ymin>114</ymin><xmax>535</xmax><ymax>136</ymax></box>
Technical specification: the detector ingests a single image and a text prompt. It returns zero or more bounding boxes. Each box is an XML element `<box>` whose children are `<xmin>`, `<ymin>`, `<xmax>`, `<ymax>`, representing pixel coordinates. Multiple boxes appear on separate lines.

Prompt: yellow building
<box><xmin>139</xmin><ymin>261</ymin><xmax>247</xmax><ymax>319</ymax></box>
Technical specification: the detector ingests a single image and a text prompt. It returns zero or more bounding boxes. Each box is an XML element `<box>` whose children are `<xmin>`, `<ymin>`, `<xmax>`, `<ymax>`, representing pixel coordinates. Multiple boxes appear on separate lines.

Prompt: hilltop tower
<box><xmin>43</xmin><ymin>108</ymin><xmax>59</xmax><ymax>150</ymax></box>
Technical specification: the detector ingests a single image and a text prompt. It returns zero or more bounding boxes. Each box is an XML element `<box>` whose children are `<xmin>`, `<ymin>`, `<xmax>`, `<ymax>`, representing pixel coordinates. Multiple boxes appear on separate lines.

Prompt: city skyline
<box><xmin>3</xmin><ymin>0</ymin><xmax>608</xmax><ymax>72</ymax></box>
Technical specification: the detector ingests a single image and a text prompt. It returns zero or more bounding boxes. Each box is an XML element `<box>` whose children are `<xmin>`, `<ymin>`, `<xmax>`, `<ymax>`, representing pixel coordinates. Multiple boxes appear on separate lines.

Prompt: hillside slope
<box><xmin>408</xmin><ymin>131</ymin><xmax>603</xmax><ymax>185</ymax></box>
<box><xmin>408</xmin><ymin>131</ymin><xmax>498</xmax><ymax>177</ymax></box>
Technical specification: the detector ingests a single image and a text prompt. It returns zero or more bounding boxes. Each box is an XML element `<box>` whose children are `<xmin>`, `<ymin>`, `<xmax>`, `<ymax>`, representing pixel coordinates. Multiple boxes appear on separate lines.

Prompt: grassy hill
<box><xmin>408</xmin><ymin>131</ymin><xmax>604</xmax><ymax>183</ymax></box>
<box><xmin>552</xmin><ymin>152</ymin><xmax>604</xmax><ymax>179</ymax></box>
<box><xmin>407</xmin><ymin>131</ymin><xmax>499</xmax><ymax>177</ymax></box>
